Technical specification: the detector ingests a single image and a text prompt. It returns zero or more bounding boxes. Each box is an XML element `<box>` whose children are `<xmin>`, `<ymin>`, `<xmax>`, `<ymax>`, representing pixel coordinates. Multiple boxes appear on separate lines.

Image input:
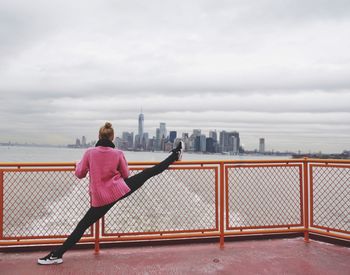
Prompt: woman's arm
<box><xmin>118</xmin><ymin>151</ymin><xmax>130</xmax><ymax>179</ymax></box>
<box><xmin>75</xmin><ymin>150</ymin><xmax>90</xmax><ymax>179</ymax></box>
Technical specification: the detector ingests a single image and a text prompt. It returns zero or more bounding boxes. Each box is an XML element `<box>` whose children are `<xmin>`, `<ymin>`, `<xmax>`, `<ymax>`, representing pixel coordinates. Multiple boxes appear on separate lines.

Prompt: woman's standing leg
<box><xmin>38</xmin><ymin>202</ymin><xmax>114</xmax><ymax>264</ymax></box>
<box><xmin>54</xmin><ymin>203</ymin><xmax>114</xmax><ymax>257</ymax></box>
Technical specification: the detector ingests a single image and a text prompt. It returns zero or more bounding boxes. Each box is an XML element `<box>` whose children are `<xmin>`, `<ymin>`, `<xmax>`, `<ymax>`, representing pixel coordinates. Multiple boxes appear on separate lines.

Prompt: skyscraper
<box><xmin>138</xmin><ymin>112</ymin><xmax>144</xmax><ymax>141</ymax></box>
<box><xmin>209</xmin><ymin>130</ymin><xmax>217</xmax><ymax>142</ymax></box>
<box><xmin>160</xmin><ymin>122</ymin><xmax>167</xmax><ymax>139</ymax></box>
<box><xmin>122</xmin><ymin>132</ymin><xmax>134</xmax><ymax>149</ymax></box>
<box><xmin>206</xmin><ymin>137</ymin><xmax>215</xmax><ymax>153</ymax></box>
<box><xmin>75</xmin><ymin>138</ymin><xmax>81</xmax><ymax>147</ymax></box>
<box><xmin>259</xmin><ymin>138</ymin><xmax>265</xmax><ymax>153</ymax></box>
<box><xmin>219</xmin><ymin>131</ymin><xmax>240</xmax><ymax>153</ymax></box>
<box><xmin>169</xmin><ymin>131</ymin><xmax>177</xmax><ymax>143</ymax></box>
<box><xmin>200</xmin><ymin>134</ymin><xmax>206</xmax><ymax>152</ymax></box>
<box><xmin>136</xmin><ymin>111</ymin><xmax>146</xmax><ymax>149</ymax></box>
<box><xmin>143</xmin><ymin>132</ymin><xmax>149</xmax><ymax>150</ymax></box>
<box><xmin>192</xmin><ymin>129</ymin><xmax>201</xmax><ymax>137</ymax></box>
<box><xmin>82</xmin><ymin>136</ymin><xmax>86</xmax><ymax>147</ymax></box>
<box><xmin>194</xmin><ymin>136</ymin><xmax>201</xmax><ymax>152</ymax></box>
<box><xmin>155</xmin><ymin>128</ymin><xmax>161</xmax><ymax>150</ymax></box>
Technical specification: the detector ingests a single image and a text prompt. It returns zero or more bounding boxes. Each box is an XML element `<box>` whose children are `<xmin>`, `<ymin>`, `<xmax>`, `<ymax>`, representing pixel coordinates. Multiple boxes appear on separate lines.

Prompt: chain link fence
<box><xmin>103</xmin><ymin>166</ymin><xmax>218</xmax><ymax>236</ymax></box>
<box><xmin>310</xmin><ymin>164</ymin><xmax>349</xmax><ymax>234</ymax></box>
<box><xmin>1</xmin><ymin>168</ymin><xmax>91</xmax><ymax>239</ymax></box>
<box><xmin>0</xmin><ymin>160</ymin><xmax>349</xmax><ymax>248</ymax></box>
<box><xmin>225</xmin><ymin>164</ymin><xmax>303</xmax><ymax>230</ymax></box>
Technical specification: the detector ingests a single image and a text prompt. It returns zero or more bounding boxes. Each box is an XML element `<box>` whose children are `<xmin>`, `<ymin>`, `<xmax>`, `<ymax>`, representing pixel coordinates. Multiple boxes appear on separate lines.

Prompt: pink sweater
<box><xmin>75</xmin><ymin>146</ymin><xmax>131</xmax><ymax>207</ymax></box>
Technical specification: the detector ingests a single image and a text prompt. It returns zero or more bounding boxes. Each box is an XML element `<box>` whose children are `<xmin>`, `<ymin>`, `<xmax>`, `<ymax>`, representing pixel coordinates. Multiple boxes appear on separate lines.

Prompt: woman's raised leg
<box><xmin>124</xmin><ymin>141</ymin><xmax>184</xmax><ymax>196</ymax></box>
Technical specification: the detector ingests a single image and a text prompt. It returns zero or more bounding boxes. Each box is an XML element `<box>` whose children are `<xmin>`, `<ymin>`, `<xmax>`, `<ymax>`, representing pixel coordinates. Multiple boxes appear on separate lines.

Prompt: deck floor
<box><xmin>1</xmin><ymin>237</ymin><xmax>349</xmax><ymax>275</ymax></box>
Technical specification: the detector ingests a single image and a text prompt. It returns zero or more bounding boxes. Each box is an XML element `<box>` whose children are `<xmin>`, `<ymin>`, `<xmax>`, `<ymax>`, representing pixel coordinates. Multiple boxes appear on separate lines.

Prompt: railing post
<box><xmin>94</xmin><ymin>218</ymin><xmax>100</xmax><ymax>254</ymax></box>
<box><xmin>219</xmin><ymin>162</ymin><xmax>225</xmax><ymax>248</ymax></box>
<box><xmin>0</xmin><ymin>171</ymin><xmax>3</xmax><ymax>240</ymax></box>
<box><xmin>303</xmin><ymin>158</ymin><xmax>310</xmax><ymax>242</ymax></box>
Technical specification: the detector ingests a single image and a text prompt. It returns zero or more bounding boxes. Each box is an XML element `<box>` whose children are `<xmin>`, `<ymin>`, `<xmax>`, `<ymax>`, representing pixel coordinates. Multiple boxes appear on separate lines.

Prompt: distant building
<box><xmin>147</xmin><ymin>138</ymin><xmax>155</xmax><ymax>151</ymax></box>
<box><xmin>183</xmin><ymin>133</ymin><xmax>190</xmax><ymax>151</ymax></box>
<box><xmin>155</xmin><ymin>128</ymin><xmax>161</xmax><ymax>150</ymax></box>
<box><xmin>138</xmin><ymin>112</ymin><xmax>145</xmax><ymax>149</ymax></box>
<box><xmin>194</xmin><ymin>136</ymin><xmax>201</xmax><ymax>152</ymax></box>
<box><xmin>259</xmin><ymin>138</ymin><xmax>265</xmax><ymax>153</ymax></box>
<box><xmin>232</xmin><ymin>136</ymin><xmax>239</xmax><ymax>154</ymax></box>
<box><xmin>189</xmin><ymin>129</ymin><xmax>202</xmax><ymax>151</ymax></box>
<box><xmin>138</xmin><ymin>112</ymin><xmax>144</xmax><ymax>139</ymax></box>
<box><xmin>75</xmin><ymin>138</ymin><xmax>81</xmax><ymax>147</ymax></box>
<box><xmin>206</xmin><ymin>137</ymin><xmax>215</xmax><ymax>153</ymax></box>
<box><xmin>169</xmin><ymin>131</ymin><xmax>177</xmax><ymax>143</ymax></box>
<box><xmin>200</xmin><ymin>134</ymin><xmax>206</xmax><ymax>152</ymax></box>
<box><xmin>134</xmin><ymin>134</ymin><xmax>140</xmax><ymax>149</ymax></box>
<box><xmin>209</xmin><ymin>130</ymin><xmax>217</xmax><ymax>142</ymax></box>
<box><xmin>122</xmin><ymin>132</ymin><xmax>134</xmax><ymax>149</ymax></box>
<box><xmin>82</xmin><ymin>136</ymin><xmax>86</xmax><ymax>147</ymax></box>
<box><xmin>143</xmin><ymin>132</ymin><xmax>149</xmax><ymax>149</ymax></box>
<box><xmin>219</xmin><ymin>131</ymin><xmax>240</xmax><ymax>154</ymax></box>
<box><xmin>160</xmin><ymin>123</ymin><xmax>167</xmax><ymax>139</ymax></box>
<box><xmin>192</xmin><ymin>129</ymin><xmax>201</xmax><ymax>137</ymax></box>
<box><xmin>114</xmin><ymin>137</ymin><xmax>126</xmax><ymax>149</ymax></box>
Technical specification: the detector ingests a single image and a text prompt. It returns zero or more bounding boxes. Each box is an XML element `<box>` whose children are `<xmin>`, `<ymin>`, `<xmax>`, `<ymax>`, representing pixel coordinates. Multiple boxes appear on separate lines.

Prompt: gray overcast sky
<box><xmin>1</xmin><ymin>0</ymin><xmax>350</xmax><ymax>153</ymax></box>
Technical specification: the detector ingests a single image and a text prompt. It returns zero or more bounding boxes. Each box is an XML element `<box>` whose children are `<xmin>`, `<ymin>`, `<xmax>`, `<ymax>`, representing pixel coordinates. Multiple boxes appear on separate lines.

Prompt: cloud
<box><xmin>0</xmin><ymin>0</ymin><xmax>350</xmax><ymax>153</ymax></box>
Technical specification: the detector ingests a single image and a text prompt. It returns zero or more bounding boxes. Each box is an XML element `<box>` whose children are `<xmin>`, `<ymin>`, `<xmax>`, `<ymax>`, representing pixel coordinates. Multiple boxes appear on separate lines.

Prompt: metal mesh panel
<box><xmin>226</xmin><ymin>165</ymin><xmax>302</xmax><ymax>229</ymax></box>
<box><xmin>103</xmin><ymin>167</ymin><xmax>217</xmax><ymax>235</ymax></box>
<box><xmin>311</xmin><ymin>165</ymin><xmax>349</xmax><ymax>233</ymax></box>
<box><xmin>2</xmin><ymin>170</ymin><xmax>91</xmax><ymax>238</ymax></box>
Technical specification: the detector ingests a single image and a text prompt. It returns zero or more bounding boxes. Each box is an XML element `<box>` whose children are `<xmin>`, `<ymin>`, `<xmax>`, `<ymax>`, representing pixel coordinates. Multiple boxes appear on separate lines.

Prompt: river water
<box><xmin>0</xmin><ymin>145</ymin><xmax>290</xmax><ymax>162</ymax></box>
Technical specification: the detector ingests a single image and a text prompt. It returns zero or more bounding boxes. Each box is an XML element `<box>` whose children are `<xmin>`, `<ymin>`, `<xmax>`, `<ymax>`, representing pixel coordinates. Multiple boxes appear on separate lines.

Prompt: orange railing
<box><xmin>308</xmin><ymin>159</ymin><xmax>349</xmax><ymax>239</ymax></box>
<box><xmin>0</xmin><ymin>159</ymin><xmax>349</xmax><ymax>252</ymax></box>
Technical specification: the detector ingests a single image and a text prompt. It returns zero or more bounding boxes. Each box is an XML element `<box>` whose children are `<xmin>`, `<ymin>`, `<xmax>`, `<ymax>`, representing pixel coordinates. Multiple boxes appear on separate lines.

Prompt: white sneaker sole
<box><xmin>37</xmin><ymin>258</ymin><xmax>63</xmax><ymax>265</ymax></box>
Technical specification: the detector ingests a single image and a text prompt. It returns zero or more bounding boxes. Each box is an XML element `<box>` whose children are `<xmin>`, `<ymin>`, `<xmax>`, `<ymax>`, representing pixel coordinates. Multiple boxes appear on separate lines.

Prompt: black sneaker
<box><xmin>171</xmin><ymin>140</ymin><xmax>185</xmax><ymax>161</ymax></box>
<box><xmin>37</xmin><ymin>252</ymin><xmax>63</xmax><ymax>265</ymax></box>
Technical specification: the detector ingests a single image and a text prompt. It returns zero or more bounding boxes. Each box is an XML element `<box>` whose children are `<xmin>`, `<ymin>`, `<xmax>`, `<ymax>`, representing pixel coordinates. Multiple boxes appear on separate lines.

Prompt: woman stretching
<box><xmin>38</xmin><ymin>122</ymin><xmax>184</xmax><ymax>265</ymax></box>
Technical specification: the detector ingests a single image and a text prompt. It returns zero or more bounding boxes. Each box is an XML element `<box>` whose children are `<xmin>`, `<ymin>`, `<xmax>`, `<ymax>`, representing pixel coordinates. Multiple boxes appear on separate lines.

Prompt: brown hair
<box><xmin>99</xmin><ymin>122</ymin><xmax>114</xmax><ymax>140</ymax></box>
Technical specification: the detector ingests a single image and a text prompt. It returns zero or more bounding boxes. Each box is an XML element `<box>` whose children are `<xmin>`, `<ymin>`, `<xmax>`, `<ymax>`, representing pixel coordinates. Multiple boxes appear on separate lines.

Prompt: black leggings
<box><xmin>53</xmin><ymin>152</ymin><xmax>177</xmax><ymax>257</ymax></box>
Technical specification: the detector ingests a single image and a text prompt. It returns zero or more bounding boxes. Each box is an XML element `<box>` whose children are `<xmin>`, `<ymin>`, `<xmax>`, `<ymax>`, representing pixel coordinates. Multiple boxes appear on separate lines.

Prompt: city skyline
<box><xmin>1</xmin><ymin>108</ymin><xmax>349</xmax><ymax>154</ymax></box>
<box><xmin>0</xmin><ymin>1</ymin><xmax>349</xmax><ymax>154</ymax></box>
<box><xmin>57</xmin><ymin>111</ymin><xmax>341</xmax><ymax>155</ymax></box>
<box><xmin>115</xmin><ymin>112</ymin><xmax>243</xmax><ymax>154</ymax></box>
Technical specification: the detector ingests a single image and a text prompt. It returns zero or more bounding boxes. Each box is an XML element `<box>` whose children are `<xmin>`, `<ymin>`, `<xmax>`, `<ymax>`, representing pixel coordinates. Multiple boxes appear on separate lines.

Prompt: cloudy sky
<box><xmin>1</xmin><ymin>0</ymin><xmax>349</xmax><ymax>153</ymax></box>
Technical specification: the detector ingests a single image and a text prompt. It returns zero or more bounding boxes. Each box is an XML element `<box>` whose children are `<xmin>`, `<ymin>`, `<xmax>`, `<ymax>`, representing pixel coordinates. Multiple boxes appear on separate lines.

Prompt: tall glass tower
<box><xmin>160</xmin><ymin>122</ymin><xmax>167</xmax><ymax>139</ymax></box>
<box><xmin>138</xmin><ymin>112</ymin><xmax>144</xmax><ymax>141</ymax></box>
<box><xmin>259</xmin><ymin>138</ymin><xmax>265</xmax><ymax>153</ymax></box>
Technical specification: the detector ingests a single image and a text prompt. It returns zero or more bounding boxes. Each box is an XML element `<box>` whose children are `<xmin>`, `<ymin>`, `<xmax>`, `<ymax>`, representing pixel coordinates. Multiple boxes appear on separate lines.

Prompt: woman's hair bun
<box><xmin>104</xmin><ymin>122</ymin><xmax>112</xmax><ymax>129</ymax></box>
<box><xmin>99</xmin><ymin>122</ymin><xmax>114</xmax><ymax>139</ymax></box>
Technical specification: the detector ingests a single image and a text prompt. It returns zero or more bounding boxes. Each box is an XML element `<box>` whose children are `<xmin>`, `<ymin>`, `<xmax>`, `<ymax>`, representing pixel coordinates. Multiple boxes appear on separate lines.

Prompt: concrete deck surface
<box><xmin>0</xmin><ymin>237</ymin><xmax>349</xmax><ymax>275</ymax></box>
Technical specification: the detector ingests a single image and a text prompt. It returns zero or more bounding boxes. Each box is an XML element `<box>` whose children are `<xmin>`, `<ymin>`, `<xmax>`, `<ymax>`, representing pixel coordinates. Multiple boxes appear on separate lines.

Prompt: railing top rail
<box><xmin>127</xmin><ymin>160</ymin><xmax>302</xmax><ymax>165</ymax></box>
<box><xmin>214</xmin><ymin>159</ymin><xmax>300</xmax><ymax>164</ymax></box>
<box><xmin>0</xmin><ymin>161</ymin><xmax>222</xmax><ymax>168</ymax></box>
<box><xmin>0</xmin><ymin>162</ymin><xmax>76</xmax><ymax>167</ymax></box>
<box><xmin>304</xmin><ymin>158</ymin><xmax>350</xmax><ymax>164</ymax></box>
<box><xmin>0</xmin><ymin>158</ymin><xmax>349</xmax><ymax>168</ymax></box>
<box><xmin>0</xmin><ymin>159</ymin><xmax>299</xmax><ymax>167</ymax></box>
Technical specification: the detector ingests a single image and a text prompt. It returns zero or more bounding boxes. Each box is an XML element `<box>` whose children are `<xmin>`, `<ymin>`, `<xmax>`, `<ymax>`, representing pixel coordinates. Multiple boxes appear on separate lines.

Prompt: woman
<box><xmin>38</xmin><ymin>122</ymin><xmax>184</xmax><ymax>265</ymax></box>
